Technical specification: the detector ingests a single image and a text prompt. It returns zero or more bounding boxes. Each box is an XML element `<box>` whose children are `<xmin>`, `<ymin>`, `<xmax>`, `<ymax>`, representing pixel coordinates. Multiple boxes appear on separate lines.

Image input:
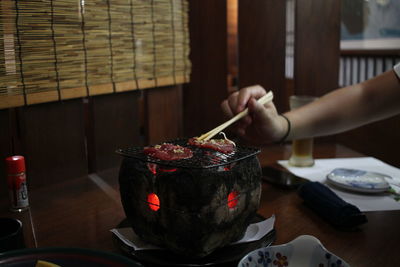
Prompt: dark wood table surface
<box><xmin>1</xmin><ymin>143</ymin><xmax>399</xmax><ymax>266</ymax></box>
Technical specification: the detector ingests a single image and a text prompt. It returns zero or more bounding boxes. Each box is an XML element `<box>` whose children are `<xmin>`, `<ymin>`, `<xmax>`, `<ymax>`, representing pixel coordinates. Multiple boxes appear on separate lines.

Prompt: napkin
<box><xmin>298</xmin><ymin>181</ymin><xmax>367</xmax><ymax>229</ymax></box>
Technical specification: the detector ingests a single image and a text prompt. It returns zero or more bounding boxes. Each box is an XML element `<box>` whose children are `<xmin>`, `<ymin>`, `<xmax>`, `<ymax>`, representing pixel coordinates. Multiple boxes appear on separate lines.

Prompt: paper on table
<box><xmin>111</xmin><ymin>227</ymin><xmax>159</xmax><ymax>251</ymax></box>
<box><xmin>110</xmin><ymin>215</ymin><xmax>275</xmax><ymax>251</ymax></box>
<box><xmin>232</xmin><ymin>214</ymin><xmax>275</xmax><ymax>244</ymax></box>
<box><xmin>278</xmin><ymin>157</ymin><xmax>400</xmax><ymax>212</ymax></box>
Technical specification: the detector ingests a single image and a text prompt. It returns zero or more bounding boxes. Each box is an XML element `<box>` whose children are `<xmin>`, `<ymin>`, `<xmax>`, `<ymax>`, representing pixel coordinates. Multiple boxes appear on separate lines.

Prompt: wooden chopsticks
<box><xmin>197</xmin><ymin>91</ymin><xmax>274</xmax><ymax>141</ymax></box>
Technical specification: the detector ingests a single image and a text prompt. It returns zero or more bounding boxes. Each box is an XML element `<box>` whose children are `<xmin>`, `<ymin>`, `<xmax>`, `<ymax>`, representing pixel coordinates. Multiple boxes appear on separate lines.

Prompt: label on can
<box><xmin>7</xmin><ymin>173</ymin><xmax>29</xmax><ymax>210</ymax></box>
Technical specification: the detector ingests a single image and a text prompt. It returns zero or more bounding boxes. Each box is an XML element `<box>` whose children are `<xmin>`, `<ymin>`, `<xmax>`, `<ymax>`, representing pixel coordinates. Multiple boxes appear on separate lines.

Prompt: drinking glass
<box><xmin>288</xmin><ymin>95</ymin><xmax>318</xmax><ymax>167</ymax></box>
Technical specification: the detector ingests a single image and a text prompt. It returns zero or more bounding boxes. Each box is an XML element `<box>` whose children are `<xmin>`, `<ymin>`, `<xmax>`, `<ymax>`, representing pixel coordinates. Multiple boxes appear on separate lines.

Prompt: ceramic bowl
<box><xmin>238</xmin><ymin>235</ymin><xmax>349</xmax><ymax>267</ymax></box>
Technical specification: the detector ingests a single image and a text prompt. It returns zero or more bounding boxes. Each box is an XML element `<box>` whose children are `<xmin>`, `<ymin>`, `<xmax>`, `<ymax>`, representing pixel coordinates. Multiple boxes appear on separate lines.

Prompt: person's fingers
<box><xmin>248</xmin><ymin>99</ymin><xmax>285</xmax><ymax>143</ymax></box>
<box><xmin>220</xmin><ymin>99</ymin><xmax>234</xmax><ymax>119</ymax></box>
<box><xmin>227</xmin><ymin>91</ymin><xmax>240</xmax><ymax>115</ymax></box>
<box><xmin>222</xmin><ymin>93</ymin><xmax>252</xmax><ymax>134</ymax></box>
<box><xmin>236</xmin><ymin>85</ymin><xmax>267</xmax><ymax>113</ymax></box>
<box><xmin>248</xmin><ymin>98</ymin><xmax>274</xmax><ymax>128</ymax></box>
<box><xmin>248</xmin><ymin>98</ymin><xmax>276</xmax><ymax>120</ymax></box>
<box><xmin>234</xmin><ymin>115</ymin><xmax>252</xmax><ymax>132</ymax></box>
<box><xmin>221</xmin><ymin>85</ymin><xmax>269</xmax><ymax>117</ymax></box>
<box><xmin>236</xmin><ymin>127</ymin><xmax>246</xmax><ymax>138</ymax></box>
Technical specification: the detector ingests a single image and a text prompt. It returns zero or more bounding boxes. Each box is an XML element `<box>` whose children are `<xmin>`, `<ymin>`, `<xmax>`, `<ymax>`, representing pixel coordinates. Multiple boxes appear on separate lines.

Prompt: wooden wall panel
<box><xmin>87</xmin><ymin>91</ymin><xmax>141</xmax><ymax>172</ymax></box>
<box><xmin>16</xmin><ymin>100</ymin><xmax>88</xmax><ymax>188</ymax></box>
<box><xmin>227</xmin><ymin>0</ymin><xmax>239</xmax><ymax>91</ymax></box>
<box><xmin>238</xmin><ymin>0</ymin><xmax>287</xmax><ymax>112</ymax></box>
<box><xmin>337</xmin><ymin>116</ymin><xmax>400</xmax><ymax>167</ymax></box>
<box><xmin>293</xmin><ymin>0</ymin><xmax>340</xmax><ymax>144</ymax></box>
<box><xmin>0</xmin><ymin>109</ymin><xmax>12</xmax><ymax>199</ymax></box>
<box><xmin>294</xmin><ymin>0</ymin><xmax>341</xmax><ymax>96</ymax></box>
<box><xmin>145</xmin><ymin>85</ymin><xmax>183</xmax><ymax>145</ymax></box>
<box><xmin>183</xmin><ymin>0</ymin><xmax>228</xmax><ymax>138</ymax></box>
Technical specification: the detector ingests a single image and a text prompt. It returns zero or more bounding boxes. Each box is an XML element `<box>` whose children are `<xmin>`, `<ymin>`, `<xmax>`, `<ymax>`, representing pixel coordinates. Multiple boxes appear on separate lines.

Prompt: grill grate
<box><xmin>116</xmin><ymin>139</ymin><xmax>260</xmax><ymax>169</ymax></box>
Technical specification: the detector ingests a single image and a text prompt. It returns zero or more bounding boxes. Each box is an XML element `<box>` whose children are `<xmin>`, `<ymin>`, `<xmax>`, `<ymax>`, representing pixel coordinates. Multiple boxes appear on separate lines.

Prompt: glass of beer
<box><xmin>288</xmin><ymin>95</ymin><xmax>318</xmax><ymax>167</ymax></box>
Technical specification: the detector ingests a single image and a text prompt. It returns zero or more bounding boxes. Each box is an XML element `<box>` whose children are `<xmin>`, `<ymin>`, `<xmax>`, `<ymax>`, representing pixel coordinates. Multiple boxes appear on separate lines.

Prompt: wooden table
<box><xmin>258</xmin><ymin>143</ymin><xmax>400</xmax><ymax>267</ymax></box>
<box><xmin>1</xmin><ymin>143</ymin><xmax>399</xmax><ymax>266</ymax></box>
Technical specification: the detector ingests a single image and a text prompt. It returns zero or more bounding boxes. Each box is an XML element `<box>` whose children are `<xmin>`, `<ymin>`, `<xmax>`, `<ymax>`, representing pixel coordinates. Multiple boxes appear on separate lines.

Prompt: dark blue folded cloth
<box><xmin>298</xmin><ymin>182</ymin><xmax>367</xmax><ymax>229</ymax></box>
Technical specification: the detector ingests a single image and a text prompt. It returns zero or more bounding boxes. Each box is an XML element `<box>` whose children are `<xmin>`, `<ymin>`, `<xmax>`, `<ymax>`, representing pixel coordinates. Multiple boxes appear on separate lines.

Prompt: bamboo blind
<box><xmin>0</xmin><ymin>0</ymin><xmax>191</xmax><ymax>109</ymax></box>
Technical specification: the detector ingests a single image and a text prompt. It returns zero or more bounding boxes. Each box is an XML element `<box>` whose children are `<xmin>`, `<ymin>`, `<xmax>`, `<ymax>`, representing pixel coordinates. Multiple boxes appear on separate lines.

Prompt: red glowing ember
<box><xmin>147</xmin><ymin>163</ymin><xmax>178</xmax><ymax>175</ymax></box>
<box><xmin>147</xmin><ymin>163</ymin><xmax>157</xmax><ymax>175</ymax></box>
<box><xmin>158</xmin><ymin>167</ymin><xmax>178</xmax><ymax>173</ymax></box>
<box><xmin>147</xmin><ymin>193</ymin><xmax>160</xmax><ymax>211</ymax></box>
<box><xmin>227</xmin><ymin>191</ymin><xmax>239</xmax><ymax>209</ymax></box>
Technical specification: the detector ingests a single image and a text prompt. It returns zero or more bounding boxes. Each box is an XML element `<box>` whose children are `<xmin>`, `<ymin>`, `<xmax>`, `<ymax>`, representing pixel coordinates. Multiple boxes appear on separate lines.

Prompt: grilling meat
<box><xmin>144</xmin><ymin>143</ymin><xmax>193</xmax><ymax>160</ymax></box>
<box><xmin>188</xmin><ymin>137</ymin><xmax>235</xmax><ymax>154</ymax></box>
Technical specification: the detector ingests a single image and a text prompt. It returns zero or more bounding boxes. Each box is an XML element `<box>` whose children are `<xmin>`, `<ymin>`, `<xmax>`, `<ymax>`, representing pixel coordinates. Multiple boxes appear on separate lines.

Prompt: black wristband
<box><xmin>277</xmin><ymin>114</ymin><xmax>291</xmax><ymax>144</ymax></box>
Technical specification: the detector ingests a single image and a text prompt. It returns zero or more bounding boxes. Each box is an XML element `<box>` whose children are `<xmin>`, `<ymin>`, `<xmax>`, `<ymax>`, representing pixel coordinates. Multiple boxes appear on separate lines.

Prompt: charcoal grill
<box><xmin>116</xmin><ymin>139</ymin><xmax>260</xmax><ymax>169</ymax></box>
<box><xmin>118</xmin><ymin>138</ymin><xmax>263</xmax><ymax>258</ymax></box>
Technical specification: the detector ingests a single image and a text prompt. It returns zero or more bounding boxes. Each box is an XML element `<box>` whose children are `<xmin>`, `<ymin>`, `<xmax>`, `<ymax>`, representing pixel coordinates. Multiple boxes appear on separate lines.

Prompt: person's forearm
<box><xmin>284</xmin><ymin>69</ymin><xmax>400</xmax><ymax>140</ymax></box>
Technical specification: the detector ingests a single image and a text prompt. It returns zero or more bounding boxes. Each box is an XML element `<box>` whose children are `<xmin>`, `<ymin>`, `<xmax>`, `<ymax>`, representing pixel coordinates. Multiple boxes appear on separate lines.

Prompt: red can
<box><xmin>5</xmin><ymin>155</ymin><xmax>29</xmax><ymax>212</ymax></box>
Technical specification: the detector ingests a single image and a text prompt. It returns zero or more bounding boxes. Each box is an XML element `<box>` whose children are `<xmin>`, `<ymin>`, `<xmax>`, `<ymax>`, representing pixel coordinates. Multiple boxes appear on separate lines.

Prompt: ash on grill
<box><xmin>118</xmin><ymin>138</ymin><xmax>262</xmax><ymax>258</ymax></box>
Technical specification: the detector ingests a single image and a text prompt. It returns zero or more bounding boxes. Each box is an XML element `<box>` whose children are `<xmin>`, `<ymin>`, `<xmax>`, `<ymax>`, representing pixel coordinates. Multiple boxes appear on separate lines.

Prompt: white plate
<box><xmin>326</xmin><ymin>168</ymin><xmax>391</xmax><ymax>193</ymax></box>
<box><xmin>238</xmin><ymin>235</ymin><xmax>349</xmax><ymax>267</ymax></box>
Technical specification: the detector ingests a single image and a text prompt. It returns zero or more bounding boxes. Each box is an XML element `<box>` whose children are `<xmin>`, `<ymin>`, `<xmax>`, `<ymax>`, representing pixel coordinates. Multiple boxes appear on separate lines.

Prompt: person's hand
<box><xmin>221</xmin><ymin>85</ymin><xmax>288</xmax><ymax>146</ymax></box>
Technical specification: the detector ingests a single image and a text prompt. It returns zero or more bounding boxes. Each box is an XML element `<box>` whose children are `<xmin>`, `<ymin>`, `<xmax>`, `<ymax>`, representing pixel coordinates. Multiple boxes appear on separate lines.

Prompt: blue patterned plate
<box><xmin>238</xmin><ymin>235</ymin><xmax>349</xmax><ymax>267</ymax></box>
<box><xmin>327</xmin><ymin>168</ymin><xmax>391</xmax><ymax>193</ymax></box>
